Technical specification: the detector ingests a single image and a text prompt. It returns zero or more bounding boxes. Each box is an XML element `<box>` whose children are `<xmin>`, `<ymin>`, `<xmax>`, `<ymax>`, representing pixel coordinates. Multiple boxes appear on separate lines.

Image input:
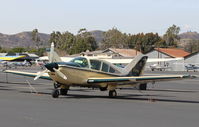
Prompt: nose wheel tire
<box><xmin>109</xmin><ymin>90</ymin><xmax>117</xmax><ymax>98</ymax></box>
<box><xmin>52</xmin><ymin>89</ymin><xmax>59</xmax><ymax>98</ymax></box>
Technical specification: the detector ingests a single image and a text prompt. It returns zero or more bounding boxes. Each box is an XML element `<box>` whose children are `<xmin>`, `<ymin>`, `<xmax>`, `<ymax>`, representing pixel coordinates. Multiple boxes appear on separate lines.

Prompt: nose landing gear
<box><xmin>52</xmin><ymin>89</ymin><xmax>59</xmax><ymax>98</ymax></box>
<box><xmin>52</xmin><ymin>83</ymin><xmax>69</xmax><ymax>98</ymax></box>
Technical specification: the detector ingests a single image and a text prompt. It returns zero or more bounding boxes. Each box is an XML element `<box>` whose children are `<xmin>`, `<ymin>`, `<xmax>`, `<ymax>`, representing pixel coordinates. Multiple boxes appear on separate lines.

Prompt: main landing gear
<box><xmin>52</xmin><ymin>83</ymin><xmax>69</xmax><ymax>98</ymax></box>
<box><xmin>139</xmin><ymin>83</ymin><xmax>147</xmax><ymax>90</ymax></box>
<box><xmin>52</xmin><ymin>88</ymin><xmax>69</xmax><ymax>98</ymax></box>
<box><xmin>108</xmin><ymin>90</ymin><xmax>117</xmax><ymax>98</ymax></box>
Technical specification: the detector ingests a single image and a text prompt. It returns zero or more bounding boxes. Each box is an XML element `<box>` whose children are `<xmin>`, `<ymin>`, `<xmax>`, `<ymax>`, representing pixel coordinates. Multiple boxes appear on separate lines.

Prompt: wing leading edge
<box><xmin>87</xmin><ymin>75</ymin><xmax>193</xmax><ymax>84</ymax></box>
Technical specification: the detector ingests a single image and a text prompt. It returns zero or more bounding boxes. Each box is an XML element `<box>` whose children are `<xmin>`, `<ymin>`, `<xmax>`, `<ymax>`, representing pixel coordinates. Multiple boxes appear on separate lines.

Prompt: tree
<box><xmin>49</xmin><ymin>31</ymin><xmax>61</xmax><ymax>48</ymax></box>
<box><xmin>49</xmin><ymin>29</ymin><xmax>97</xmax><ymax>55</ymax></box>
<box><xmin>78</xmin><ymin>29</ymin><xmax>97</xmax><ymax>51</ymax></box>
<box><xmin>69</xmin><ymin>29</ymin><xmax>97</xmax><ymax>54</ymax></box>
<box><xmin>8</xmin><ymin>47</ymin><xmax>26</xmax><ymax>53</ymax></box>
<box><xmin>128</xmin><ymin>33</ymin><xmax>164</xmax><ymax>53</ymax></box>
<box><xmin>0</xmin><ymin>46</ymin><xmax>7</xmax><ymax>53</ymax></box>
<box><xmin>163</xmin><ymin>24</ymin><xmax>180</xmax><ymax>47</ymax></box>
<box><xmin>32</xmin><ymin>29</ymin><xmax>41</xmax><ymax>49</ymax></box>
<box><xmin>101</xmin><ymin>28</ymin><xmax>128</xmax><ymax>49</ymax></box>
<box><xmin>36</xmin><ymin>48</ymin><xmax>46</xmax><ymax>56</ymax></box>
<box><xmin>78</xmin><ymin>28</ymin><xmax>87</xmax><ymax>34</ymax></box>
<box><xmin>184</xmin><ymin>40</ymin><xmax>199</xmax><ymax>53</ymax></box>
<box><xmin>60</xmin><ymin>32</ymin><xmax>75</xmax><ymax>51</ymax></box>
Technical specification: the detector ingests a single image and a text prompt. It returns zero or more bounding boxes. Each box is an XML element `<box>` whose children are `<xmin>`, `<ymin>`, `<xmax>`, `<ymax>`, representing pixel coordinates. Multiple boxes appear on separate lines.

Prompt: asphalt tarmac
<box><xmin>0</xmin><ymin>68</ymin><xmax>199</xmax><ymax>127</ymax></box>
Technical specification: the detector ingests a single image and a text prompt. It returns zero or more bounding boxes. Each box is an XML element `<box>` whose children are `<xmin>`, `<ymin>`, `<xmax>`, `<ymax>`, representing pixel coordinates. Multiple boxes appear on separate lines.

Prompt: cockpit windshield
<box><xmin>70</xmin><ymin>57</ymin><xmax>89</xmax><ymax>68</ymax></box>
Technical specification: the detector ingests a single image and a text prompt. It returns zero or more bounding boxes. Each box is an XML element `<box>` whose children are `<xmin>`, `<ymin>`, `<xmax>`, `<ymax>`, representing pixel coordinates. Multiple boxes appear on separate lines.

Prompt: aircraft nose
<box><xmin>45</xmin><ymin>63</ymin><xmax>58</xmax><ymax>72</ymax></box>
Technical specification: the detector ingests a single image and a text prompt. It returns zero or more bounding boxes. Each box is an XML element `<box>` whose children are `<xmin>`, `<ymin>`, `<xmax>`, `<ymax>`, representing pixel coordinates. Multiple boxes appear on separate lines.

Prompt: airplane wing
<box><xmin>101</xmin><ymin>58</ymin><xmax>183</xmax><ymax>64</ymax></box>
<box><xmin>4</xmin><ymin>70</ymin><xmax>51</xmax><ymax>80</ymax></box>
<box><xmin>4</xmin><ymin>70</ymin><xmax>195</xmax><ymax>85</ymax></box>
<box><xmin>87</xmin><ymin>75</ymin><xmax>193</xmax><ymax>84</ymax></box>
<box><xmin>0</xmin><ymin>55</ymin><xmax>26</xmax><ymax>61</ymax></box>
<box><xmin>147</xmin><ymin>58</ymin><xmax>184</xmax><ymax>62</ymax></box>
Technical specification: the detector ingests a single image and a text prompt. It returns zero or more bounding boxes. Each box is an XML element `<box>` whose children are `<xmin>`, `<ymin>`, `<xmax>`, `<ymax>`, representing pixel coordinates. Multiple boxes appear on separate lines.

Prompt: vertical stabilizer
<box><xmin>121</xmin><ymin>54</ymin><xmax>148</xmax><ymax>76</ymax></box>
<box><xmin>48</xmin><ymin>42</ymin><xmax>62</xmax><ymax>62</ymax></box>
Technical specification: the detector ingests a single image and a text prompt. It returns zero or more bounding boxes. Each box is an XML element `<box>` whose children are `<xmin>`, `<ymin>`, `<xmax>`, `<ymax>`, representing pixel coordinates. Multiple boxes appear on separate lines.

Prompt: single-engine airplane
<box><xmin>0</xmin><ymin>55</ymin><xmax>26</xmax><ymax>68</ymax></box>
<box><xmin>4</xmin><ymin>43</ymin><xmax>195</xmax><ymax>98</ymax></box>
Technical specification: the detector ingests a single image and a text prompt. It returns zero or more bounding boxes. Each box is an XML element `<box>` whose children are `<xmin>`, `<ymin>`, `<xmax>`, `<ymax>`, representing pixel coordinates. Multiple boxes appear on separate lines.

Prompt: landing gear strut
<box><xmin>99</xmin><ymin>86</ymin><xmax>107</xmax><ymax>91</ymax></box>
<box><xmin>109</xmin><ymin>90</ymin><xmax>117</xmax><ymax>98</ymax></box>
<box><xmin>52</xmin><ymin>83</ymin><xmax>69</xmax><ymax>98</ymax></box>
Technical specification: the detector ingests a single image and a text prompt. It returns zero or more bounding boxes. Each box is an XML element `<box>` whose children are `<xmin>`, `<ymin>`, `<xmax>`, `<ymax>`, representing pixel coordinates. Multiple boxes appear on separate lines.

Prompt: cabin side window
<box><xmin>102</xmin><ymin>63</ymin><xmax>109</xmax><ymax>72</ymax></box>
<box><xmin>90</xmin><ymin>60</ymin><xmax>101</xmax><ymax>70</ymax></box>
<box><xmin>109</xmin><ymin>67</ymin><xmax>116</xmax><ymax>73</ymax></box>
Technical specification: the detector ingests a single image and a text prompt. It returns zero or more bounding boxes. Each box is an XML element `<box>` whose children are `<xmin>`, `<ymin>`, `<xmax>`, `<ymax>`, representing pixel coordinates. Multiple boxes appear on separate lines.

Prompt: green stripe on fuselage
<box><xmin>88</xmin><ymin>76</ymin><xmax>184</xmax><ymax>83</ymax></box>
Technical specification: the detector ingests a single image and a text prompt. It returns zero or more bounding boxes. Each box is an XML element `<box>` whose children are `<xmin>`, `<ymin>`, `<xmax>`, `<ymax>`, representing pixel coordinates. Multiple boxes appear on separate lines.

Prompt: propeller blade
<box><xmin>34</xmin><ymin>69</ymin><xmax>48</xmax><ymax>80</ymax></box>
<box><xmin>53</xmin><ymin>68</ymin><xmax>67</xmax><ymax>80</ymax></box>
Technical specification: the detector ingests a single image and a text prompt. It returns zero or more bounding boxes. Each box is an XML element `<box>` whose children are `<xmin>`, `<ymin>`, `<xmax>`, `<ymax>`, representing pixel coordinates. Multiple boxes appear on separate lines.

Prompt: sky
<box><xmin>0</xmin><ymin>0</ymin><xmax>198</xmax><ymax>35</ymax></box>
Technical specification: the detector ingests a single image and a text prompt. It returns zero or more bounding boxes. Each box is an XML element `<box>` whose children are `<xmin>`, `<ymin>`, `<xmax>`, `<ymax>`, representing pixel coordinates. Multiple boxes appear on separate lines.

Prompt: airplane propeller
<box><xmin>34</xmin><ymin>69</ymin><xmax>48</xmax><ymax>80</ymax></box>
<box><xmin>34</xmin><ymin>42</ymin><xmax>67</xmax><ymax>80</ymax></box>
<box><xmin>53</xmin><ymin>68</ymin><xmax>67</xmax><ymax>80</ymax></box>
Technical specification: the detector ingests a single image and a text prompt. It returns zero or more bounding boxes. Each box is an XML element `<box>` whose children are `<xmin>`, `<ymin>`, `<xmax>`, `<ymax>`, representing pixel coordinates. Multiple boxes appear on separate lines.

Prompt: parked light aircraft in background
<box><xmin>0</xmin><ymin>55</ymin><xmax>27</xmax><ymax>68</ymax></box>
<box><xmin>4</xmin><ymin>43</ymin><xmax>195</xmax><ymax>98</ymax></box>
<box><xmin>185</xmin><ymin>64</ymin><xmax>199</xmax><ymax>72</ymax></box>
<box><xmin>0</xmin><ymin>55</ymin><xmax>25</xmax><ymax>61</ymax></box>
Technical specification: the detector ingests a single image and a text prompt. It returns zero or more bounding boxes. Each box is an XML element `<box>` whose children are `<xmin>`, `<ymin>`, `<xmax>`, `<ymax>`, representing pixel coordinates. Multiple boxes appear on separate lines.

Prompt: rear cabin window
<box><xmin>90</xmin><ymin>60</ymin><xmax>101</xmax><ymax>70</ymax></box>
<box><xmin>102</xmin><ymin>63</ymin><xmax>109</xmax><ymax>72</ymax></box>
<box><xmin>109</xmin><ymin>67</ymin><xmax>116</xmax><ymax>73</ymax></box>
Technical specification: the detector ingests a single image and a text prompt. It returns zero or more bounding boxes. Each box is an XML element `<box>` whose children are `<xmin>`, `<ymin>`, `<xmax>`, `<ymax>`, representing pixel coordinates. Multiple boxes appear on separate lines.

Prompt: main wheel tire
<box><xmin>60</xmin><ymin>88</ymin><xmax>68</xmax><ymax>95</ymax></box>
<box><xmin>52</xmin><ymin>89</ymin><xmax>59</xmax><ymax>98</ymax></box>
<box><xmin>139</xmin><ymin>83</ymin><xmax>147</xmax><ymax>90</ymax></box>
<box><xmin>109</xmin><ymin>90</ymin><xmax>117</xmax><ymax>98</ymax></box>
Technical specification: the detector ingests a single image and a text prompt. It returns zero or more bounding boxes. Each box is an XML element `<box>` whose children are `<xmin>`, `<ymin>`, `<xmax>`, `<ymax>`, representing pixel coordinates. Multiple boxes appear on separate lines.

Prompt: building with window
<box><xmin>184</xmin><ymin>51</ymin><xmax>199</xmax><ymax>70</ymax></box>
<box><xmin>145</xmin><ymin>48</ymin><xmax>191</xmax><ymax>71</ymax></box>
<box><xmin>80</xmin><ymin>48</ymin><xmax>141</xmax><ymax>58</ymax></box>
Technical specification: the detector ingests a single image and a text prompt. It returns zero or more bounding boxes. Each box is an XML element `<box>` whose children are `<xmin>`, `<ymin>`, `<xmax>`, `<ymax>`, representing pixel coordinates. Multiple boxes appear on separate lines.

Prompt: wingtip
<box><xmin>183</xmin><ymin>75</ymin><xmax>198</xmax><ymax>79</ymax></box>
